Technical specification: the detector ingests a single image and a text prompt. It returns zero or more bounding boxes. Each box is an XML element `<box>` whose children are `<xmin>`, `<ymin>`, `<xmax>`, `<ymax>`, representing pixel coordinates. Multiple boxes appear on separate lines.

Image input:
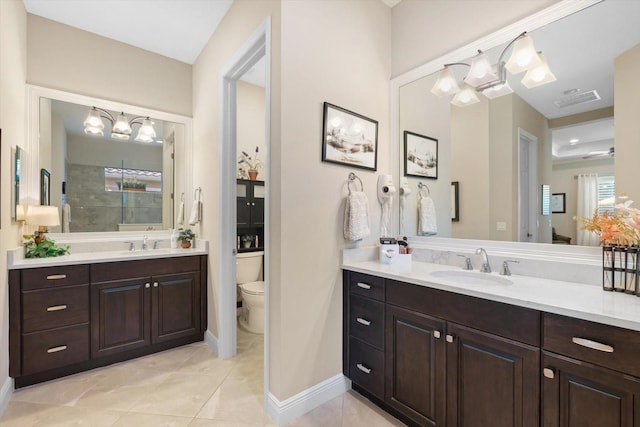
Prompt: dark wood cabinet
<box><xmin>237</xmin><ymin>179</ymin><xmax>264</xmax><ymax>227</ymax></box>
<box><xmin>9</xmin><ymin>255</ymin><xmax>207</xmax><ymax>387</ymax></box>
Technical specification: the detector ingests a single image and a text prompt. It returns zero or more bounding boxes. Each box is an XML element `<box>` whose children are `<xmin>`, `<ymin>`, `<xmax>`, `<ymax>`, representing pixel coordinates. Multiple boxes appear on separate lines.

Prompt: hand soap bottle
<box><xmin>170</xmin><ymin>229</ymin><xmax>178</xmax><ymax>249</ymax></box>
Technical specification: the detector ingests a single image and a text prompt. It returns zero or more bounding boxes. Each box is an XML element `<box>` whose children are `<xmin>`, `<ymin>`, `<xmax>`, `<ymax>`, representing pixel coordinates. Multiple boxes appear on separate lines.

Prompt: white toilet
<box><xmin>236</xmin><ymin>251</ymin><xmax>265</xmax><ymax>334</ymax></box>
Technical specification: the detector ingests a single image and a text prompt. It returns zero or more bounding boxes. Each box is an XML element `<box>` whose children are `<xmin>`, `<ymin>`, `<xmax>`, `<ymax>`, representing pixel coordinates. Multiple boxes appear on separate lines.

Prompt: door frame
<box><xmin>218</xmin><ymin>18</ymin><xmax>271</xmax><ymax>365</ymax></box>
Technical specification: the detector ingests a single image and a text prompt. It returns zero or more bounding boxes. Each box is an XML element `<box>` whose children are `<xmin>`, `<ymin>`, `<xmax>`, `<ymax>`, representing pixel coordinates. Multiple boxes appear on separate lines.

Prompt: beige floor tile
<box><xmin>30</xmin><ymin>405</ymin><xmax>124</xmax><ymax>427</ymax></box>
<box><xmin>112</xmin><ymin>412</ymin><xmax>192</xmax><ymax>427</ymax></box>
<box><xmin>188</xmin><ymin>419</ymin><xmax>274</xmax><ymax>427</ymax></box>
<box><xmin>0</xmin><ymin>401</ymin><xmax>53</xmax><ymax>427</ymax></box>
<box><xmin>178</xmin><ymin>346</ymin><xmax>236</xmax><ymax>377</ymax></box>
<box><xmin>196</xmin><ymin>377</ymin><xmax>270</xmax><ymax>424</ymax></box>
<box><xmin>11</xmin><ymin>370</ymin><xmax>106</xmax><ymax>406</ymax></box>
<box><xmin>341</xmin><ymin>392</ymin><xmax>406</xmax><ymax>427</ymax></box>
<box><xmin>130</xmin><ymin>372</ymin><xmax>225</xmax><ymax>417</ymax></box>
<box><xmin>125</xmin><ymin>343</ymin><xmax>201</xmax><ymax>371</ymax></box>
<box><xmin>284</xmin><ymin>394</ymin><xmax>344</xmax><ymax>427</ymax></box>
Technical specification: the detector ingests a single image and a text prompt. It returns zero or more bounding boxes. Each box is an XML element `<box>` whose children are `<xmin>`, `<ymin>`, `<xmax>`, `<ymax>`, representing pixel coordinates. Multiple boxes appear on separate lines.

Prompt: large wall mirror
<box><xmin>26</xmin><ymin>86</ymin><xmax>193</xmax><ymax>233</ymax></box>
<box><xmin>393</xmin><ymin>0</ymin><xmax>639</xmax><ymax>248</ymax></box>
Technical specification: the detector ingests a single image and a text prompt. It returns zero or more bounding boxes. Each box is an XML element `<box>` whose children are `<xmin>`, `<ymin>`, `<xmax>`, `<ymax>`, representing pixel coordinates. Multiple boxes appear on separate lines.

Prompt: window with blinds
<box><xmin>597</xmin><ymin>176</ymin><xmax>615</xmax><ymax>215</ymax></box>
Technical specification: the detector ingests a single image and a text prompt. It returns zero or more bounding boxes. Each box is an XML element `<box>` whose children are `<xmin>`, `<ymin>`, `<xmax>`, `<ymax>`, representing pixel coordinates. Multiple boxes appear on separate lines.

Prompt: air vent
<box><xmin>554</xmin><ymin>90</ymin><xmax>601</xmax><ymax>108</ymax></box>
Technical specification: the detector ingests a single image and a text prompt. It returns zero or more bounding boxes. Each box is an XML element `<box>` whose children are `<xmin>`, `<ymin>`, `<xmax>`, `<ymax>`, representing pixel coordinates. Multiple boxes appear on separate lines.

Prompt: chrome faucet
<box><xmin>124</xmin><ymin>241</ymin><xmax>135</xmax><ymax>251</ymax></box>
<box><xmin>475</xmin><ymin>248</ymin><xmax>491</xmax><ymax>273</ymax></box>
<box><xmin>142</xmin><ymin>235</ymin><xmax>148</xmax><ymax>250</ymax></box>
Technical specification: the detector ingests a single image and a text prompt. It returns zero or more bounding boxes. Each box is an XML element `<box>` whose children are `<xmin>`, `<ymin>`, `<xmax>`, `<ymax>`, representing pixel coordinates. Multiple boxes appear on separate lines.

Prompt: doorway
<box><xmin>518</xmin><ymin>129</ymin><xmax>538</xmax><ymax>242</ymax></box>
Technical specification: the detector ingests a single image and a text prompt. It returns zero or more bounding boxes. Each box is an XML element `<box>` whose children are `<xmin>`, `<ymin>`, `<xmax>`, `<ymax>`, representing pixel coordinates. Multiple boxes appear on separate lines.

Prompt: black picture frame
<box><xmin>451</xmin><ymin>181</ymin><xmax>459</xmax><ymax>222</ymax></box>
<box><xmin>551</xmin><ymin>193</ymin><xmax>566</xmax><ymax>214</ymax></box>
<box><xmin>321</xmin><ymin>102</ymin><xmax>378</xmax><ymax>171</ymax></box>
<box><xmin>40</xmin><ymin>168</ymin><xmax>51</xmax><ymax>206</ymax></box>
<box><xmin>404</xmin><ymin>131</ymin><xmax>438</xmax><ymax>179</ymax></box>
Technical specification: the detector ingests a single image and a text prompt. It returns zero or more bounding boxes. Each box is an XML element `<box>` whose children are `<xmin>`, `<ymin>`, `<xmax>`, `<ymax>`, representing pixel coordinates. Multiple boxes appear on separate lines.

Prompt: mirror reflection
<box><xmin>398</xmin><ymin>0</ymin><xmax>639</xmax><ymax>246</ymax></box>
<box><xmin>39</xmin><ymin>98</ymin><xmax>180</xmax><ymax>232</ymax></box>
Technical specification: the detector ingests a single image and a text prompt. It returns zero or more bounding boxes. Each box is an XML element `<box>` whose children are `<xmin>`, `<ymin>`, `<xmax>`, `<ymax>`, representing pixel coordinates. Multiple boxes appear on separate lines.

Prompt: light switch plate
<box><xmin>496</xmin><ymin>222</ymin><xmax>507</xmax><ymax>231</ymax></box>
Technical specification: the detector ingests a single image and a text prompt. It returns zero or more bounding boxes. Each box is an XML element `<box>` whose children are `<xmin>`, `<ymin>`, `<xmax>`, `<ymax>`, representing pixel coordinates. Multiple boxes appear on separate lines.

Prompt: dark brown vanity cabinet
<box><xmin>237</xmin><ymin>179</ymin><xmax>264</xmax><ymax>227</ymax></box>
<box><xmin>10</xmin><ymin>255</ymin><xmax>207</xmax><ymax>387</ymax></box>
<box><xmin>344</xmin><ymin>270</ymin><xmax>540</xmax><ymax>427</ymax></box>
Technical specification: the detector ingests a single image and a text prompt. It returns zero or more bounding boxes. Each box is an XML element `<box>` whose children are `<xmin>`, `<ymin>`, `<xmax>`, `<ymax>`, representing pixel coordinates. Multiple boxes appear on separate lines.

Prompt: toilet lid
<box><xmin>241</xmin><ymin>281</ymin><xmax>264</xmax><ymax>295</ymax></box>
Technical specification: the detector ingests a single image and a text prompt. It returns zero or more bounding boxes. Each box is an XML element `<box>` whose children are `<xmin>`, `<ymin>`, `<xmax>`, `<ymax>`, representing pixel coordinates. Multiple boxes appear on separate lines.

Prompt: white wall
<box><xmin>237</xmin><ymin>81</ymin><xmax>266</xmax><ymax>180</ymax></box>
<box><xmin>0</xmin><ymin>0</ymin><xmax>27</xmax><ymax>411</ymax></box>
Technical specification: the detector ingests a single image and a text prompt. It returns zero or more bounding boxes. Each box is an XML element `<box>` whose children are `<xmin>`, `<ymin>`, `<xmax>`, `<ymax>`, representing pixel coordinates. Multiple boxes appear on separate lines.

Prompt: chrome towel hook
<box><xmin>347</xmin><ymin>172</ymin><xmax>364</xmax><ymax>194</ymax></box>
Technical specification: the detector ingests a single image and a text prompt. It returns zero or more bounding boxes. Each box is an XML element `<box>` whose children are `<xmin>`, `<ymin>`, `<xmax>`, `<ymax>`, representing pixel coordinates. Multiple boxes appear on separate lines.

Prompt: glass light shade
<box><xmin>482</xmin><ymin>81</ymin><xmax>514</xmax><ymax>99</ymax></box>
<box><xmin>25</xmin><ymin>205</ymin><xmax>60</xmax><ymax>227</ymax></box>
<box><xmin>521</xmin><ymin>53</ymin><xmax>556</xmax><ymax>88</ymax></box>
<box><xmin>135</xmin><ymin>118</ymin><xmax>156</xmax><ymax>142</ymax></box>
<box><xmin>84</xmin><ymin>126</ymin><xmax>104</xmax><ymax>136</ymax></box>
<box><xmin>430</xmin><ymin>67</ymin><xmax>460</xmax><ymax>97</ymax></box>
<box><xmin>504</xmin><ymin>34</ymin><xmax>543</xmax><ymax>74</ymax></box>
<box><xmin>111</xmin><ymin>132</ymin><xmax>130</xmax><ymax>140</ymax></box>
<box><xmin>451</xmin><ymin>84</ymin><xmax>480</xmax><ymax>107</ymax></box>
<box><xmin>464</xmin><ymin>52</ymin><xmax>498</xmax><ymax>87</ymax></box>
<box><xmin>112</xmin><ymin>113</ymin><xmax>132</xmax><ymax>135</ymax></box>
<box><xmin>83</xmin><ymin>108</ymin><xmax>105</xmax><ymax>134</ymax></box>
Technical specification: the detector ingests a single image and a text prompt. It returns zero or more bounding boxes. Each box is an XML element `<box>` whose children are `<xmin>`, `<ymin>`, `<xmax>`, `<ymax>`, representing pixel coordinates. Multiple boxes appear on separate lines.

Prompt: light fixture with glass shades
<box><xmin>83</xmin><ymin>106</ymin><xmax>157</xmax><ymax>142</ymax></box>
<box><xmin>431</xmin><ymin>32</ymin><xmax>556</xmax><ymax>105</ymax></box>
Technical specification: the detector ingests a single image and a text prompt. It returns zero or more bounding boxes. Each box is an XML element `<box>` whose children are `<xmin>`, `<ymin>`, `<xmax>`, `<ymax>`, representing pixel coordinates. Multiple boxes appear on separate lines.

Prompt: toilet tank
<box><xmin>236</xmin><ymin>251</ymin><xmax>264</xmax><ymax>284</ymax></box>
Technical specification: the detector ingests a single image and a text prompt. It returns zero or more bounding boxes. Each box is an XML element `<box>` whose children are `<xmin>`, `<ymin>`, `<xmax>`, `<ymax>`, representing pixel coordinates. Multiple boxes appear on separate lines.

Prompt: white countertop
<box><xmin>342</xmin><ymin>260</ymin><xmax>640</xmax><ymax>332</ymax></box>
<box><xmin>8</xmin><ymin>242</ymin><xmax>208</xmax><ymax>270</ymax></box>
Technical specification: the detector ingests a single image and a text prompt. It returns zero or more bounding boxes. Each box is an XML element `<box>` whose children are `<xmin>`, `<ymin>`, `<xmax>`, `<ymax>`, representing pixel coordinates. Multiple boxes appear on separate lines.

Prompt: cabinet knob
<box><xmin>433</xmin><ymin>331</ymin><xmax>441</xmax><ymax>339</ymax></box>
<box><xmin>356</xmin><ymin>363</ymin><xmax>372</xmax><ymax>374</ymax></box>
<box><xmin>252</xmin><ymin>203</ymin><xmax>255</xmax><ymax>206</ymax></box>
<box><xmin>543</xmin><ymin>367</ymin><xmax>555</xmax><ymax>379</ymax></box>
<box><xmin>247</xmin><ymin>203</ymin><xmax>250</xmax><ymax>206</ymax></box>
<box><xmin>446</xmin><ymin>334</ymin><xmax>454</xmax><ymax>343</ymax></box>
<box><xmin>153</xmin><ymin>282</ymin><xmax>159</xmax><ymax>287</ymax></box>
<box><xmin>145</xmin><ymin>283</ymin><xmax>150</xmax><ymax>288</ymax></box>
<box><xmin>356</xmin><ymin>317</ymin><xmax>371</xmax><ymax>326</ymax></box>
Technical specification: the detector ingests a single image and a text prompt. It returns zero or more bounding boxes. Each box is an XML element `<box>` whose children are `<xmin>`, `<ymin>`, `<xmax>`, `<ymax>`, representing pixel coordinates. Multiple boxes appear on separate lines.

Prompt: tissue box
<box><xmin>379</xmin><ymin>244</ymin><xmax>399</xmax><ymax>264</ymax></box>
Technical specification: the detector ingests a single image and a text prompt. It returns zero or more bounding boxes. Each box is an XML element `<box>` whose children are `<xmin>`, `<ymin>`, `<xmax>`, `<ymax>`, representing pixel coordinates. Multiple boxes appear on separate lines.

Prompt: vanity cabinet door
<box><xmin>446</xmin><ymin>322</ymin><xmax>540</xmax><ymax>427</ymax></box>
<box><xmin>91</xmin><ymin>277</ymin><xmax>151</xmax><ymax>358</ymax></box>
<box><xmin>237</xmin><ymin>181</ymin><xmax>251</xmax><ymax>226</ymax></box>
<box><xmin>250</xmin><ymin>181</ymin><xmax>265</xmax><ymax>226</ymax></box>
<box><xmin>542</xmin><ymin>352</ymin><xmax>640</xmax><ymax>427</ymax></box>
<box><xmin>385</xmin><ymin>305</ymin><xmax>446</xmax><ymax>426</ymax></box>
<box><xmin>151</xmin><ymin>271</ymin><xmax>201</xmax><ymax>343</ymax></box>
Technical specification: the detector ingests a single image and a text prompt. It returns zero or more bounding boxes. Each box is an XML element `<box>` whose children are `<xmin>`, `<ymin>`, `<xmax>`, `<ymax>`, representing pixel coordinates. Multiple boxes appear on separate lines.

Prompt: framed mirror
<box><xmin>12</xmin><ymin>146</ymin><xmax>23</xmax><ymax>220</ymax></box>
<box><xmin>26</xmin><ymin>85</ymin><xmax>193</xmax><ymax>233</ymax></box>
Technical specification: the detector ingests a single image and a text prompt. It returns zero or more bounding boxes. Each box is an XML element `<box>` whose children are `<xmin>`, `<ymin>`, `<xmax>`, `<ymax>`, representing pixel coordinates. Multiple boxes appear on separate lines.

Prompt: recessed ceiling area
<box><xmin>552</xmin><ymin>117</ymin><xmax>614</xmax><ymax>163</ymax></box>
<box><xmin>22</xmin><ymin>0</ymin><xmax>234</xmax><ymax>64</ymax></box>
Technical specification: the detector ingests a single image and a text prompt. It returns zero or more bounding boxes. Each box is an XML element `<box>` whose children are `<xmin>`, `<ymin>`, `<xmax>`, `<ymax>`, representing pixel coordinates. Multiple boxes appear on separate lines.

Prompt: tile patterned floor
<box><xmin>0</xmin><ymin>328</ymin><xmax>405</xmax><ymax>426</ymax></box>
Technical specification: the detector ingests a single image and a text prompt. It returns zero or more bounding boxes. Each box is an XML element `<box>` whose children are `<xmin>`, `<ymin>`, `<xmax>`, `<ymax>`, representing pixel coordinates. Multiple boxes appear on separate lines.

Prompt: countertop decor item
<box><xmin>178</xmin><ymin>228</ymin><xmax>195</xmax><ymax>248</ymax></box>
<box><xmin>238</xmin><ymin>146</ymin><xmax>263</xmax><ymax>180</ymax></box>
<box><xmin>22</xmin><ymin>232</ymin><xmax>70</xmax><ymax>258</ymax></box>
<box><xmin>242</xmin><ymin>234</ymin><xmax>255</xmax><ymax>248</ymax></box>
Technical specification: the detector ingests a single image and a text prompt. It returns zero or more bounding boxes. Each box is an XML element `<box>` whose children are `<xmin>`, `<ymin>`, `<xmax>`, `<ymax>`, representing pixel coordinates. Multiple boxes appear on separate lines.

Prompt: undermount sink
<box><xmin>430</xmin><ymin>270</ymin><xmax>513</xmax><ymax>286</ymax></box>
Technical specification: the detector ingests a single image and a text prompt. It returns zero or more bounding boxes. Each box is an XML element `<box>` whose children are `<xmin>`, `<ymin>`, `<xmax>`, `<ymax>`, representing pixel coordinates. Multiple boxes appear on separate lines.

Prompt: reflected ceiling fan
<box><xmin>582</xmin><ymin>146</ymin><xmax>614</xmax><ymax>159</ymax></box>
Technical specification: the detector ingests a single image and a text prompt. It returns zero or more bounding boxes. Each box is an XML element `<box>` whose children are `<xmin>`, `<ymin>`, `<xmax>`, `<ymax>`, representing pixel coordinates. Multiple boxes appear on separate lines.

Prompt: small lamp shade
<box><xmin>15</xmin><ymin>204</ymin><xmax>26</xmax><ymax>221</ymax></box>
<box><xmin>451</xmin><ymin>84</ymin><xmax>481</xmax><ymax>107</ymax></box>
<box><xmin>505</xmin><ymin>34</ymin><xmax>543</xmax><ymax>74</ymax></box>
<box><xmin>25</xmin><ymin>205</ymin><xmax>60</xmax><ymax>228</ymax></box>
<box><xmin>430</xmin><ymin>67</ymin><xmax>460</xmax><ymax>97</ymax></box>
<box><xmin>134</xmin><ymin>118</ymin><xmax>157</xmax><ymax>142</ymax></box>
<box><xmin>521</xmin><ymin>53</ymin><xmax>556</xmax><ymax>88</ymax></box>
<box><xmin>465</xmin><ymin>52</ymin><xmax>498</xmax><ymax>88</ymax></box>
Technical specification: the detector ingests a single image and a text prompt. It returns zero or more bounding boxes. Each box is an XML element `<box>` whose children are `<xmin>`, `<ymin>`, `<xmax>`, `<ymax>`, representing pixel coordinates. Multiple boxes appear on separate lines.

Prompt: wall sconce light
<box><xmin>431</xmin><ymin>32</ymin><xmax>556</xmax><ymax>105</ymax></box>
<box><xmin>83</xmin><ymin>106</ymin><xmax>157</xmax><ymax>142</ymax></box>
<box><xmin>25</xmin><ymin>205</ymin><xmax>60</xmax><ymax>243</ymax></box>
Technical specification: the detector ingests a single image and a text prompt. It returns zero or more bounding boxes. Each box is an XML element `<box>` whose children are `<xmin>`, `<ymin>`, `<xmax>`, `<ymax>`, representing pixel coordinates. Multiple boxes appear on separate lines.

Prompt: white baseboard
<box><xmin>0</xmin><ymin>376</ymin><xmax>14</xmax><ymax>418</ymax></box>
<box><xmin>204</xmin><ymin>329</ymin><xmax>218</xmax><ymax>356</ymax></box>
<box><xmin>265</xmin><ymin>374</ymin><xmax>351</xmax><ymax>426</ymax></box>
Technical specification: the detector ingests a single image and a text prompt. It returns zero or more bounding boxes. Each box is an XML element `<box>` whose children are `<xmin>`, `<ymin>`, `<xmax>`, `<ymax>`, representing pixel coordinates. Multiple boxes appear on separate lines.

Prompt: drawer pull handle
<box><xmin>46</xmin><ymin>274</ymin><xmax>67</xmax><ymax>280</ymax></box>
<box><xmin>356</xmin><ymin>363</ymin><xmax>371</xmax><ymax>374</ymax></box>
<box><xmin>46</xmin><ymin>305</ymin><xmax>67</xmax><ymax>312</ymax></box>
<box><xmin>446</xmin><ymin>334</ymin><xmax>454</xmax><ymax>343</ymax></box>
<box><xmin>543</xmin><ymin>368</ymin><xmax>555</xmax><ymax>379</ymax></box>
<box><xmin>356</xmin><ymin>317</ymin><xmax>371</xmax><ymax>326</ymax></box>
<box><xmin>433</xmin><ymin>331</ymin><xmax>441</xmax><ymax>339</ymax></box>
<box><xmin>572</xmin><ymin>337</ymin><xmax>614</xmax><ymax>353</ymax></box>
<box><xmin>356</xmin><ymin>282</ymin><xmax>372</xmax><ymax>290</ymax></box>
<box><xmin>47</xmin><ymin>345</ymin><xmax>67</xmax><ymax>354</ymax></box>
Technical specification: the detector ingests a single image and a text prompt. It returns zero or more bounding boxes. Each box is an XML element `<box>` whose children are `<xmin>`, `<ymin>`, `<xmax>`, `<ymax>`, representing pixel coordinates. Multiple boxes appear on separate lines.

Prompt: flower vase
<box><xmin>181</xmin><ymin>241</ymin><xmax>192</xmax><ymax>249</ymax></box>
<box><xmin>248</xmin><ymin>169</ymin><xmax>258</xmax><ymax>180</ymax></box>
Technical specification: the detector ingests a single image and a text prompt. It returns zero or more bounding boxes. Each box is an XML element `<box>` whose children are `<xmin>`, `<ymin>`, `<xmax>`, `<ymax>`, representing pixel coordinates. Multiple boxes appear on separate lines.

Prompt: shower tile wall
<box><xmin>67</xmin><ymin>164</ymin><xmax>162</xmax><ymax>232</ymax></box>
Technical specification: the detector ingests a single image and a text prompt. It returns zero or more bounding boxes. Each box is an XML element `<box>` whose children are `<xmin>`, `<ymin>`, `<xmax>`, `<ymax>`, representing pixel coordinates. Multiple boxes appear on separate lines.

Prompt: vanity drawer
<box><xmin>349</xmin><ymin>337</ymin><xmax>384</xmax><ymax>399</ymax></box>
<box><xmin>543</xmin><ymin>313</ymin><xmax>640</xmax><ymax>377</ymax></box>
<box><xmin>350</xmin><ymin>295</ymin><xmax>384</xmax><ymax>350</ymax></box>
<box><xmin>22</xmin><ymin>285</ymin><xmax>89</xmax><ymax>333</ymax></box>
<box><xmin>349</xmin><ymin>271</ymin><xmax>385</xmax><ymax>302</ymax></box>
<box><xmin>22</xmin><ymin>324</ymin><xmax>89</xmax><ymax>375</ymax></box>
<box><xmin>22</xmin><ymin>265</ymin><xmax>90</xmax><ymax>291</ymax></box>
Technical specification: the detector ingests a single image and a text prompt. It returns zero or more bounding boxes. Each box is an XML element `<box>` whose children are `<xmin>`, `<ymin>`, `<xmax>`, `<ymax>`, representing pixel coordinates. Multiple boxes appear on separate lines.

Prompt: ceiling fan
<box><xmin>582</xmin><ymin>146</ymin><xmax>614</xmax><ymax>159</ymax></box>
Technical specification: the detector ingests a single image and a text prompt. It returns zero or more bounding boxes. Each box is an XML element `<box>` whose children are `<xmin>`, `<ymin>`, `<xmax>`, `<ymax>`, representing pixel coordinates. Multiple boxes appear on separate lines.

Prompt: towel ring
<box><xmin>347</xmin><ymin>172</ymin><xmax>364</xmax><ymax>194</ymax></box>
<box><xmin>194</xmin><ymin>187</ymin><xmax>202</xmax><ymax>201</ymax></box>
<box><xmin>181</xmin><ymin>192</ymin><xmax>185</xmax><ymax>202</ymax></box>
<box><xmin>418</xmin><ymin>182</ymin><xmax>430</xmax><ymax>197</ymax></box>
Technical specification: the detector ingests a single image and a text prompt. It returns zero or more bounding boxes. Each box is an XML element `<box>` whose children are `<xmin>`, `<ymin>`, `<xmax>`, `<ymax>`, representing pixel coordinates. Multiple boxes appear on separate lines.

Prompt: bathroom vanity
<box><xmin>9</xmin><ymin>248</ymin><xmax>207</xmax><ymax>388</ymax></box>
<box><xmin>342</xmin><ymin>261</ymin><xmax>640</xmax><ymax>427</ymax></box>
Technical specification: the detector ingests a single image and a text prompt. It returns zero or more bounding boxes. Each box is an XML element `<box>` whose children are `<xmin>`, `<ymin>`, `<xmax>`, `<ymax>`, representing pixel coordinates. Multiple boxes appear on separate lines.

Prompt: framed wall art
<box><xmin>451</xmin><ymin>181</ymin><xmax>459</xmax><ymax>222</ymax></box>
<box><xmin>551</xmin><ymin>193</ymin><xmax>566</xmax><ymax>214</ymax></box>
<box><xmin>404</xmin><ymin>131</ymin><xmax>438</xmax><ymax>179</ymax></box>
<box><xmin>41</xmin><ymin>168</ymin><xmax>50</xmax><ymax>206</ymax></box>
<box><xmin>322</xmin><ymin>102</ymin><xmax>378</xmax><ymax>171</ymax></box>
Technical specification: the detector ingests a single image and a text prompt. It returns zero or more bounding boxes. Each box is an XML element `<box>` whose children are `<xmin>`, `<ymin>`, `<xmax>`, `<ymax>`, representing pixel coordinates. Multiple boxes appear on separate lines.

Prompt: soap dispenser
<box><xmin>170</xmin><ymin>229</ymin><xmax>178</xmax><ymax>249</ymax></box>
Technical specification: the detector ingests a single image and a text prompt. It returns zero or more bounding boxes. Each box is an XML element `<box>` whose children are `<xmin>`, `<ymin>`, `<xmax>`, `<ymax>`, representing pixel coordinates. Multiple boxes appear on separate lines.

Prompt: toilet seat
<box><xmin>241</xmin><ymin>281</ymin><xmax>264</xmax><ymax>295</ymax></box>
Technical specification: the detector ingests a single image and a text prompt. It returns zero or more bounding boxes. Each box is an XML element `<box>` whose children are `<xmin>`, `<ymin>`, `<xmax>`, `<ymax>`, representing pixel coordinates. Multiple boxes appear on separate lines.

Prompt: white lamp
<box><xmin>134</xmin><ymin>118</ymin><xmax>157</xmax><ymax>142</ymax></box>
<box><xmin>430</xmin><ymin>66</ymin><xmax>460</xmax><ymax>97</ymax></box>
<box><xmin>451</xmin><ymin>84</ymin><xmax>481</xmax><ymax>107</ymax></box>
<box><xmin>25</xmin><ymin>205</ymin><xmax>60</xmax><ymax>243</ymax></box>
<box><xmin>504</xmin><ymin>34</ymin><xmax>543</xmax><ymax>74</ymax></box>
<box><xmin>521</xmin><ymin>52</ymin><xmax>557</xmax><ymax>88</ymax></box>
<box><xmin>465</xmin><ymin>51</ymin><xmax>498</xmax><ymax>88</ymax></box>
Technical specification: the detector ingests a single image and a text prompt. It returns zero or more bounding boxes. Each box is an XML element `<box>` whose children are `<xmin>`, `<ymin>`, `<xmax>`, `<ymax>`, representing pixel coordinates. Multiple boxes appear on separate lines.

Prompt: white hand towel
<box><xmin>62</xmin><ymin>203</ymin><xmax>71</xmax><ymax>233</ymax></box>
<box><xmin>177</xmin><ymin>201</ymin><xmax>185</xmax><ymax>227</ymax></box>
<box><xmin>418</xmin><ymin>196</ymin><xmax>437</xmax><ymax>236</ymax></box>
<box><xmin>188</xmin><ymin>200</ymin><xmax>201</xmax><ymax>225</ymax></box>
<box><xmin>344</xmin><ymin>191</ymin><xmax>371</xmax><ymax>242</ymax></box>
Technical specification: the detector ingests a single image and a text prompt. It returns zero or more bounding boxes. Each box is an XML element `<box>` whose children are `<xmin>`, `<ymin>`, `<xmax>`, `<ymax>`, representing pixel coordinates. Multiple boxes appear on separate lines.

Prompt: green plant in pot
<box><xmin>178</xmin><ymin>228</ymin><xmax>195</xmax><ymax>248</ymax></box>
<box><xmin>242</xmin><ymin>234</ymin><xmax>254</xmax><ymax>248</ymax></box>
<box><xmin>23</xmin><ymin>232</ymin><xmax>70</xmax><ymax>258</ymax></box>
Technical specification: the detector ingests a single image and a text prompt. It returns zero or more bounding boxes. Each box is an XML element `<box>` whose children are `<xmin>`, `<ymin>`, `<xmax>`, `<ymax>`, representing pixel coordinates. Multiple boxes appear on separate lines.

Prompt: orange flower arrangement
<box><xmin>575</xmin><ymin>200</ymin><xmax>640</xmax><ymax>246</ymax></box>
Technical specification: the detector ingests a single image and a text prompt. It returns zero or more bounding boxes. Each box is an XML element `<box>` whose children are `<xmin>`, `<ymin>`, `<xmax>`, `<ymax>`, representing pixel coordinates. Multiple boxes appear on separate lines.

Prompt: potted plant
<box><xmin>23</xmin><ymin>232</ymin><xmax>70</xmax><ymax>258</ymax></box>
<box><xmin>238</xmin><ymin>146</ymin><xmax>263</xmax><ymax>180</ymax></box>
<box><xmin>242</xmin><ymin>234</ymin><xmax>254</xmax><ymax>248</ymax></box>
<box><xmin>178</xmin><ymin>228</ymin><xmax>195</xmax><ymax>248</ymax></box>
